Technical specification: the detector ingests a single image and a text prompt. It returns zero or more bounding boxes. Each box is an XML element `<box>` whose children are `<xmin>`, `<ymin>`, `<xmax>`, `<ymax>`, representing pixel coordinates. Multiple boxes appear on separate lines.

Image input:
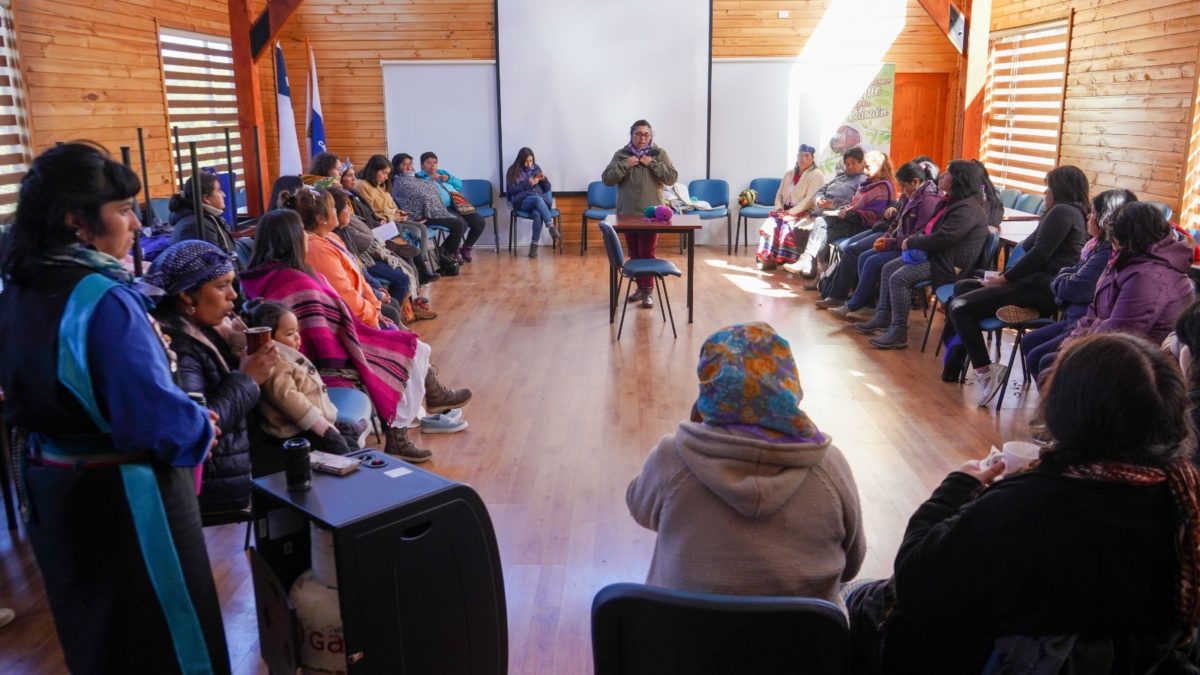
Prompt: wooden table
<box><xmin>606</xmin><ymin>214</ymin><xmax>702</xmax><ymax>323</ymax></box>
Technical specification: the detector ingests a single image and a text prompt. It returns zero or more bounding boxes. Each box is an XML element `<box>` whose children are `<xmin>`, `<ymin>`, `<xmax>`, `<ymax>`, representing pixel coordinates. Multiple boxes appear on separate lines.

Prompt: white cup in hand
<box><xmin>999</xmin><ymin>441</ymin><xmax>1040</xmax><ymax>475</ymax></box>
<box><xmin>983</xmin><ymin>270</ymin><xmax>998</xmax><ymax>281</ymax></box>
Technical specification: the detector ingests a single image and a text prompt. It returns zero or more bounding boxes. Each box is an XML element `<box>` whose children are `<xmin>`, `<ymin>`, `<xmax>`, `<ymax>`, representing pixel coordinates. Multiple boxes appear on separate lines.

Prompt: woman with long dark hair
<box><xmin>947</xmin><ymin>165</ymin><xmax>1091</xmax><ymax>406</ymax></box>
<box><xmin>241</xmin><ymin>209</ymin><xmax>473</xmax><ymax>462</ymax></box>
<box><xmin>851</xmin><ymin>159</ymin><xmax>991</xmax><ymax>351</ymax></box>
<box><xmin>0</xmin><ymin>143</ymin><xmax>230</xmax><ymax>673</ymax></box>
<box><xmin>505</xmin><ymin>146</ymin><xmax>559</xmax><ymax>257</ymax></box>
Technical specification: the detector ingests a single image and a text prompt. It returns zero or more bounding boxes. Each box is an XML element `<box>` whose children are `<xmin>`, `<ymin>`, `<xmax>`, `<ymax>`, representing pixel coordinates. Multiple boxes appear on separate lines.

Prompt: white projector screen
<box><xmin>497</xmin><ymin>0</ymin><xmax>711</xmax><ymax>193</ymax></box>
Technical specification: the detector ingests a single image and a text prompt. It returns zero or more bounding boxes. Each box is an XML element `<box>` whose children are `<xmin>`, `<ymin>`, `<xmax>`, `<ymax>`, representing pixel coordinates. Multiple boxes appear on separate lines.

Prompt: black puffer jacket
<box><xmin>905</xmin><ymin>196</ymin><xmax>990</xmax><ymax>289</ymax></box>
<box><xmin>161</xmin><ymin>315</ymin><xmax>259</xmax><ymax>515</ymax></box>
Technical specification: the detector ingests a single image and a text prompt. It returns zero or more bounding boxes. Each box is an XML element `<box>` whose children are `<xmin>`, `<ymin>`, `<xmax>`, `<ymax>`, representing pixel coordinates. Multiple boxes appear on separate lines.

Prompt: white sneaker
<box><xmin>782</xmin><ymin>256</ymin><xmax>812</xmax><ymax>275</ymax></box>
<box><xmin>976</xmin><ymin>365</ymin><xmax>1010</xmax><ymax>407</ymax></box>
<box><xmin>420</xmin><ymin>413</ymin><xmax>469</xmax><ymax>434</ymax></box>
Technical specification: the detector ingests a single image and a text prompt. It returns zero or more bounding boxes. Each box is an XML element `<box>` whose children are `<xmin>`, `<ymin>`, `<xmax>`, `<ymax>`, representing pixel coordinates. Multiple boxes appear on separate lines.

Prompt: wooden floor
<box><xmin>0</xmin><ymin>245</ymin><xmax>1042</xmax><ymax>674</ymax></box>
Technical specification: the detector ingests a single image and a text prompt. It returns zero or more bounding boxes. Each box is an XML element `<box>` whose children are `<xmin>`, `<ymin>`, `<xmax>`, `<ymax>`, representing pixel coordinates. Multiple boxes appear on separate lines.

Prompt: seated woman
<box><xmin>1172</xmin><ymin>298</ymin><xmax>1200</xmax><ymax>435</ymax></box>
<box><xmin>505</xmin><ymin>147</ymin><xmax>560</xmax><ymax>258</ymax></box>
<box><xmin>781</xmin><ymin>147</ymin><xmax>868</xmax><ymax>276</ymax></box>
<box><xmin>392</xmin><ymin>153</ymin><xmax>470</xmax><ymax>268</ymax></box>
<box><xmin>802</xmin><ymin>150</ymin><xmax>894</xmax><ymax>292</ymax></box>
<box><xmin>947</xmin><ymin>165</ymin><xmax>1091</xmax><ymax>406</ymax></box>
<box><xmin>417</xmin><ymin>151</ymin><xmax>486</xmax><ymax>262</ymax></box>
<box><xmin>286</xmin><ymin>186</ymin><xmax>394</xmax><ymax>329</ymax></box>
<box><xmin>303</xmin><ymin>151</ymin><xmax>343</xmax><ymax>187</ymax></box>
<box><xmin>351</xmin><ymin>155</ymin><xmax>438</xmax><ymax>285</ymax></box>
<box><xmin>144</xmin><ymin>240</ymin><xmax>278</xmax><ymax>516</ymax></box>
<box><xmin>1017</xmin><ymin>189</ymin><xmax>1129</xmax><ymax>383</ymax></box>
<box><xmin>852</xmin><ymin>159</ymin><xmax>992</xmax><ymax>352</ymax></box>
<box><xmin>1050</xmin><ymin>202</ymin><xmax>1195</xmax><ymax>363</ymax></box>
<box><xmin>169</xmin><ymin>171</ymin><xmax>237</xmax><ymax>260</ymax></box>
<box><xmin>240</xmin><ymin>209</ymin><xmax>472</xmax><ymax>462</ymax></box>
<box><xmin>756</xmin><ymin>144</ymin><xmax>825</xmax><ymax>270</ymax></box>
<box><xmin>626</xmin><ymin>322</ymin><xmax>865</xmax><ymax>603</ymax></box>
<box><xmin>824</xmin><ymin>158</ymin><xmax>941</xmax><ymax>315</ymax></box>
<box><xmin>848</xmin><ymin>333</ymin><xmax>1200</xmax><ymax>673</ymax></box>
<box><xmin>243</xmin><ymin>300</ymin><xmax>350</xmax><ymax>473</ymax></box>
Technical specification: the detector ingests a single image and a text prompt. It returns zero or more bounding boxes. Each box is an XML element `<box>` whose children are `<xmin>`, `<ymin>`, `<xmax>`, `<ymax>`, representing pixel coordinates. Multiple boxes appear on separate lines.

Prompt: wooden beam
<box><xmin>228</xmin><ymin>0</ymin><xmax>305</xmax><ymax>216</ymax></box>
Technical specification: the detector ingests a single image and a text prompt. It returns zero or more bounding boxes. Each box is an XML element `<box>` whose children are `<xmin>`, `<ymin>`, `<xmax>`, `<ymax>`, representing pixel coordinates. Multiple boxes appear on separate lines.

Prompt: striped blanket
<box><xmin>239</xmin><ymin>262</ymin><xmax>416</xmax><ymax>424</ymax></box>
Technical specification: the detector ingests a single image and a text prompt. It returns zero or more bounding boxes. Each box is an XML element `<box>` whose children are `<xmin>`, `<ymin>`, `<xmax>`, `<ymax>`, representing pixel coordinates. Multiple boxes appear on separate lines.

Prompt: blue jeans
<box><xmin>519</xmin><ymin>192</ymin><xmax>554</xmax><ymax>241</ymax></box>
<box><xmin>368</xmin><ymin>261</ymin><xmax>411</xmax><ymax>300</ymax></box>
<box><xmin>824</xmin><ymin>230</ymin><xmax>883</xmax><ymax>301</ymax></box>
<box><xmin>1020</xmin><ymin>318</ymin><xmax>1074</xmax><ymax>387</ymax></box>
<box><xmin>847</xmin><ymin>249</ymin><xmax>901</xmax><ymax>310</ymax></box>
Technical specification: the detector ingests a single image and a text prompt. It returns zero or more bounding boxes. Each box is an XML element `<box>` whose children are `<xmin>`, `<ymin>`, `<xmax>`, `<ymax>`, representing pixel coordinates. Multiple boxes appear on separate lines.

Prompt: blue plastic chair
<box><xmin>1014</xmin><ymin>193</ymin><xmax>1045</xmax><ymax>215</ymax></box>
<box><xmin>687</xmin><ymin>179</ymin><xmax>731</xmax><ymax>253</ymax></box>
<box><xmin>149</xmin><ymin>197</ymin><xmax>171</xmax><ymax>226</ymax></box>
<box><xmin>459</xmin><ymin>179</ymin><xmax>498</xmax><ymax>253</ymax></box>
<box><xmin>734</xmin><ymin>177</ymin><xmax>782</xmax><ymax>255</ymax></box>
<box><xmin>599</xmin><ymin>221</ymin><xmax>681</xmax><ymax>339</ymax></box>
<box><xmin>581</xmin><ymin>181</ymin><xmax>618</xmax><ymax>255</ymax></box>
<box><xmin>326</xmin><ymin>386</ymin><xmax>374</xmax><ymax>448</ymax></box>
<box><xmin>921</xmin><ymin>231</ymin><xmax>1001</xmax><ymax>353</ymax></box>
<box><xmin>592</xmin><ymin>582</ymin><xmax>850</xmax><ymax>675</ymax></box>
<box><xmin>509</xmin><ymin>195</ymin><xmax>562</xmax><ymax>255</ymax></box>
<box><xmin>998</xmin><ymin>189</ymin><xmax>1021</xmax><ymax>209</ymax></box>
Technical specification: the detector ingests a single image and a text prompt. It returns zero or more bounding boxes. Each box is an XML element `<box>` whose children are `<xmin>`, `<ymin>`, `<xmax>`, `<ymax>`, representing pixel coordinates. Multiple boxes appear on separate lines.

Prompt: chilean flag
<box><xmin>305</xmin><ymin>44</ymin><xmax>327</xmax><ymax>161</ymax></box>
<box><xmin>274</xmin><ymin>43</ymin><xmax>303</xmax><ymax>176</ymax></box>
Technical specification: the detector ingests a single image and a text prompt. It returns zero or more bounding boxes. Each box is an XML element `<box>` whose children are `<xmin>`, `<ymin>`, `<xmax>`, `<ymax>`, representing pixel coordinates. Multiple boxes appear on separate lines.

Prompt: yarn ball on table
<box><xmin>653</xmin><ymin>205</ymin><xmax>673</xmax><ymax>222</ymax></box>
<box><xmin>644</xmin><ymin>205</ymin><xmax>657</xmax><ymax>218</ymax></box>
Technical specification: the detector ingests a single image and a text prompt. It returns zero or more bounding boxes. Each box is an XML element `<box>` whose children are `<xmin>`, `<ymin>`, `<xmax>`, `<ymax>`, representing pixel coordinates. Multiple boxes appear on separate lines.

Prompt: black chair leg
<box><xmin>581</xmin><ymin>215</ymin><xmax>587</xmax><ymax>256</ymax></box>
<box><xmin>736</xmin><ymin>214</ymin><xmax>744</xmax><ymax>252</ymax></box>
<box><xmin>244</xmin><ymin>518</ymin><xmax>253</xmax><ymax>550</ymax></box>
<box><xmin>995</xmin><ymin>330</ymin><xmax>1024</xmax><ymax>411</ymax></box>
<box><xmin>660</xmin><ymin>276</ymin><xmax>677</xmax><ymax>338</ymax></box>
<box><xmin>617</xmin><ymin>276</ymin><xmax>633</xmax><ymax>340</ymax></box>
<box><xmin>491</xmin><ymin>214</ymin><xmax>499</xmax><ymax>254</ymax></box>
<box><xmin>557</xmin><ymin>216</ymin><xmax>564</xmax><ymax>254</ymax></box>
<box><xmin>921</xmin><ymin>296</ymin><xmax>940</xmax><ymax>353</ymax></box>
<box><xmin>654</xmin><ymin>276</ymin><xmax>667</xmax><ymax>323</ymax></box>
<box><xmin>727</xmin><ymin>216</ymin><xmax>732</xmax><ymax>255</ymax></box>
<box><xmin>508</xmin><ymin>213</ymin><xmax>515</xmax><ymax>255</ymax></box>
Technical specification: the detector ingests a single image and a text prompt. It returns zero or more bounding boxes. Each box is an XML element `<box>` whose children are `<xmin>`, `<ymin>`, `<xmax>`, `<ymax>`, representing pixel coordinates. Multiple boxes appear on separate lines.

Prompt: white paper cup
<box><xmin>1001</xmin><ymin>441</ymin><xmax>1041</xmax><ymax>475</ymax></box>
<box><xmin>983</xmin><ymin>270</ymin><xmax>999</xmax><ymax>281</ymax></box>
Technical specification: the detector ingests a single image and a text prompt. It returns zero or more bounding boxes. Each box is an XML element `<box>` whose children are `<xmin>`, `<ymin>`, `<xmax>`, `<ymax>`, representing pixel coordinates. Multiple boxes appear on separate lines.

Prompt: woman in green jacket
<box><xmin>602</xmin><ymin>119</ymin><xmax>679</xmax><ymax>308</ymax></box>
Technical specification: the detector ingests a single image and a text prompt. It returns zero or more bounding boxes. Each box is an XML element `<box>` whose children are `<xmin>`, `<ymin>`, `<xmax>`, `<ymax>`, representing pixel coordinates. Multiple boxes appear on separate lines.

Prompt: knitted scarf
<box><xmin>845</xmin><ymin>179</ymin><xmax>895</xmax><ymax>227</ymax></box>
<box><xmin>625</xmin><ymin>140</ymin><xmax>655</xmax><ymax>158</ymax></box>
<box><xmin>39</xmin><ymin>243</ymin><xmax>133</xmax><ymax>285</ymax></box>
<box><xmin>239</xmin><ymin>262</ymin><xmax>416</xmax><ymax>424</ymax></box>
<box><xmin>1062</xmin><ymin>459</ymin><xmax>1200</xmax><ymax>632</ymax></box>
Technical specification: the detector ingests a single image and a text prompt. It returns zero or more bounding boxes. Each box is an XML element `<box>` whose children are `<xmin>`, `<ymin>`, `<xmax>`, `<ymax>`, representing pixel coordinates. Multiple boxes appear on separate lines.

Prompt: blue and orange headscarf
<box><xmin>692</xmin><ymin>322</ymin><xmax>824</xmax><ymax>443</ymax></box>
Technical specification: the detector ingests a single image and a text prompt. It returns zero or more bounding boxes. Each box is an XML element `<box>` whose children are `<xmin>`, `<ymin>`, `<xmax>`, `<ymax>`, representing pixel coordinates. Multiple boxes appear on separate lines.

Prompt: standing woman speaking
<box><xmin>0</xmin><ymin>144</ymin><xmax>229</xmax><ymax>674</ymax></box>
<box><xmin>602</xmin><ymin>119</ymin><xmax>679</xmax><ymax>309</ymax></box>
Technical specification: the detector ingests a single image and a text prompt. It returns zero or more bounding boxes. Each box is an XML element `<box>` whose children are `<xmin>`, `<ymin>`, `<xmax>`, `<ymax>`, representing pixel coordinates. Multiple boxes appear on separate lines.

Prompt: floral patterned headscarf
<box><xmin>692</xmin><ymin>322</ymin><xmax>824</xmax><ymax>443</ymax></box>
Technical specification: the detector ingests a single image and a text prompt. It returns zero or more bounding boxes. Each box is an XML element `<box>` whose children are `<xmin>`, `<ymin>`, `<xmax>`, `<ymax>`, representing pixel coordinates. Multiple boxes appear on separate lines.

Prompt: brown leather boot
<box><xmin>424</xmin><ymin>365</ymin><xmax>472</xmax><ymax>414</ymax></box>
<box><xmin>384</xmin><ymin>426</ymin><xmax>432</xmax><ymax>463</ymax></box>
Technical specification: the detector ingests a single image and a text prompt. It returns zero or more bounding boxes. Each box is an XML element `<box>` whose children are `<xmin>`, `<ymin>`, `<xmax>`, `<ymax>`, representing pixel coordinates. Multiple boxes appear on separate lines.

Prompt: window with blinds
<box><xmin>982</xmin><ymin>20</ymin><xmax>1069</xmax><ymax>194</ymax></box>
<box><xmin>159</xmin><ymin>29</ymin><xmax>242</xmax><ymax>198</ymax></box>
<box><xmin>0</xmin><ymin>6</ymin><xmax>30</xmax><ymax>216</ymax></box>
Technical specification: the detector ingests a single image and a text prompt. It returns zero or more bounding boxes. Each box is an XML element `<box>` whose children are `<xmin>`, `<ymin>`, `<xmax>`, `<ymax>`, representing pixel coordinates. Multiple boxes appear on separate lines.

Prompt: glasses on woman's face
<box><xmin>632</xmin><ymin>131</ymin><xmax>652</xmax><ymax>138</ymax></box>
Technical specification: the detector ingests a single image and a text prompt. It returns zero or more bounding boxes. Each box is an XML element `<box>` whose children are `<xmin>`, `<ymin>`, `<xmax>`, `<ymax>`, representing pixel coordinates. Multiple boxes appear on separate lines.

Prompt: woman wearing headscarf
<box><xmin>602</xmin><ymin>119</ymin><xmax>680</xmax><ymax>309</ymax></box>
<box><xmin>755</xmin><ymin>144</ymin><xmax>825</xmax><ymax>270</ymax></box>
<box><xmin>145</xmin><ymin>240</ymin><xmax>278</xmax><ymax>517</ymax></box>
<box><xmin>626</xmin><ymin>322</ymin><xmax>865</xmax><ymax>604</ymax></box>
<box><xmin>848</xmin><ymin>333</ymin><xmax>1200</xmax><ymax>673</ymax></box>
<box><xmin>0</xmin><ymin>144</ymin><xmax>230</xmax><ymax>673</ymax></box>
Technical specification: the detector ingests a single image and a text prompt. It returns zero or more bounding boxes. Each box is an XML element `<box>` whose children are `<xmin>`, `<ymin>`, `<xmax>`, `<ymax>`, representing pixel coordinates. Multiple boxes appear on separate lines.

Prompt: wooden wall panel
<box><xmin>990</xmin><ymin>0</ymin><xmax>1200</xmax><ymax>222</ymax></box>
<box><xmin>12</xmin><ymin>0</ymin><xmax>241</xmax><ymax>199</ymax></box>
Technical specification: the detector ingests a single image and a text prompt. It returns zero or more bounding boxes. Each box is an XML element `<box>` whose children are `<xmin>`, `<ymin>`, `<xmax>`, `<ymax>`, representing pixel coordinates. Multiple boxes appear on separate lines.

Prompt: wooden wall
<box><xmin>990</xmin><ymin>0</ymin><xmax>1200</xmax><ymax>226</ymax></box>
<box><xmin>10</xmin><ymin>0</ymin><xmax>251</xmax><ymax>199</ymax></box>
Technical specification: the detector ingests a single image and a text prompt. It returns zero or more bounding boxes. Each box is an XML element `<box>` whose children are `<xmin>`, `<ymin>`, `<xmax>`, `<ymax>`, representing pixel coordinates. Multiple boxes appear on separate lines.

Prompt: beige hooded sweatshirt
<box><xmin>626</xmin><ymin>421</ymin><xmax>865</xmax><ymax>605</ymax></box>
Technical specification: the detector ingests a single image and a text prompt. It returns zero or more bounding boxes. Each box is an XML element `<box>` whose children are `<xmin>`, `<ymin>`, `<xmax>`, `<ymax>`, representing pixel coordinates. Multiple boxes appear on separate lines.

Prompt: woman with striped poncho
<box><xmin>240</xmin><ymin>209</ymin><xmax>471</xmax><ymax>463</ymax></box>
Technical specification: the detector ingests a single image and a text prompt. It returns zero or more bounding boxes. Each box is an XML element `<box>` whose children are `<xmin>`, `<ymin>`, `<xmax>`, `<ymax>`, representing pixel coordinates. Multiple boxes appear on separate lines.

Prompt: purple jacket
<box><xmin>877</xmin><ymin>180</ymin><xmax>942</xmax><ymax>250</ymax></box>
<box><xmin>1069</xmin><ymin>235</ymin><xmax>1195</xmax><ymax>343</ymax></box>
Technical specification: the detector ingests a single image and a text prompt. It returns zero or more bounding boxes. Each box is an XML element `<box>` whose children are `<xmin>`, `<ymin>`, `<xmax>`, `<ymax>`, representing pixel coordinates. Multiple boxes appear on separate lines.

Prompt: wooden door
<box><xmin>890</xmin><ymin>72</ymin><xmax>952</xmax><ymax>169</ymax></box>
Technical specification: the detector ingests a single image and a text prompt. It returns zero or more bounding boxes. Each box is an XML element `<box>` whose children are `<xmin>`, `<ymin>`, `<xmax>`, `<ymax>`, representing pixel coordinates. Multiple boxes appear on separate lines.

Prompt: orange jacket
<box><xmin>305</xmin><ymin>231</ymin><xmax>382</xmax><ymax>328</ymax></box>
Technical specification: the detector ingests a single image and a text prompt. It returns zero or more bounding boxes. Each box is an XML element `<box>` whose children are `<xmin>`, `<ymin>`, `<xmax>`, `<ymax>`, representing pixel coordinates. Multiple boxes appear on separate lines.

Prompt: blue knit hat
<box><xmin>143</xmin><ymin>240</ymin><xmax>234</xmax><ymax>297</ymax></box>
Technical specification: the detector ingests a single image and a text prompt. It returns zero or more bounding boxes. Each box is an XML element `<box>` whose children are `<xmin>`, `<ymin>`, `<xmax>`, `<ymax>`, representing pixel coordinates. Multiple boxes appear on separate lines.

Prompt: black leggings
<box><xmin>459</xmin><ymin>211</ymin><xmax>486</xmax><ymax>247</ymax></box>
<box><xmin>425</xmin><ymin>216</ymin><xmax>466</xmax><ymax>253</ymax></box>
<box><xmin>947</xmin><ymin>279</ymin><xmax>1057</xmax><ymax>369</ymax></box>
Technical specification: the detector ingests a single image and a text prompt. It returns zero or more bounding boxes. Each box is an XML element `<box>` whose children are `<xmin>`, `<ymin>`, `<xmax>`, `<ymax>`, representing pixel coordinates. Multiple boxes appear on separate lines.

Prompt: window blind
<box><xmin>0</xmin><ymin>7</ymin><xmax>30</xmax><ymax>216</ymax></box>
<box><xmin>982</xmin><ymin>20</ymin><xmax>1069</xmax><ymax>194</ymax></box>
<box><xmin>159</xmin><ymin>29</ymin><xmax>243</xmax><ymax>196</ymax></box>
